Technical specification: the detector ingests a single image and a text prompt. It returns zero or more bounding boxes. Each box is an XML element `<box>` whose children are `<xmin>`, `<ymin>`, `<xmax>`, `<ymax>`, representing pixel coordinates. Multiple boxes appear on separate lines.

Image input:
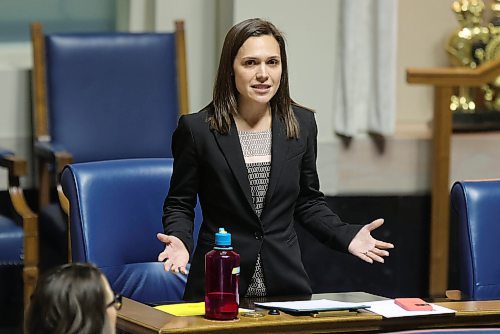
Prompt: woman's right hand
<box><xmin>157</xmin><ymin>233</ymin><xmax>189</xmax><ymax>274</ymax></box>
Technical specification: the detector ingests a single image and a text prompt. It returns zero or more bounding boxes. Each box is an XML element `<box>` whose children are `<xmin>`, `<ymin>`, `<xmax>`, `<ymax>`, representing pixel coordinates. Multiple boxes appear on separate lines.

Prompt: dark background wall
<box><xmin>297</xmin><ymin>195</ymin><xmax>431</xmax><ymax>299</ymax></box>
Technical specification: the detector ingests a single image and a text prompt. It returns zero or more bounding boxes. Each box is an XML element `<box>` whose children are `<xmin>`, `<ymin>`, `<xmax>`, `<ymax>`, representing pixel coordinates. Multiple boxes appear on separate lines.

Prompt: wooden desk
<box><xmin>117</xmin><ymin>295</ymin><xmax>500</xmax><ymax>334</ymax></box>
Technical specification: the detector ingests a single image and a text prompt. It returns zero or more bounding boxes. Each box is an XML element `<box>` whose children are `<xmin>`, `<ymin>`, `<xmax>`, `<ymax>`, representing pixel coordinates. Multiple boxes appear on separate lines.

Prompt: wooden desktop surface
<box><xmin>117</xmin><ymin>293</ymin><xmax>500</xmax><ymax>334</ymax></box>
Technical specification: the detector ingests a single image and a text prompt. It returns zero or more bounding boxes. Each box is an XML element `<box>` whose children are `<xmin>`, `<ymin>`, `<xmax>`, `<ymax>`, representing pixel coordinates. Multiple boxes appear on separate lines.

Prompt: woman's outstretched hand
<box><xmin>157</xmin><ymin>233</ymin><xmax>190</xmax><ymax>274</ymax></box>
<box><xmin>348</xmin><ymin>218</ymin><xmax>394</xmax><ymax>264</ymax></box>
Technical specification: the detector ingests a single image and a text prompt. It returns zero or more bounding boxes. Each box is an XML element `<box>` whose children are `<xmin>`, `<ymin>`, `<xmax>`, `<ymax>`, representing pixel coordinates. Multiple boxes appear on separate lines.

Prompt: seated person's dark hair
<box><xmin>25</xmin><ymin>262</ymin><xmax>117</xmax><ymax>334</ymax></box>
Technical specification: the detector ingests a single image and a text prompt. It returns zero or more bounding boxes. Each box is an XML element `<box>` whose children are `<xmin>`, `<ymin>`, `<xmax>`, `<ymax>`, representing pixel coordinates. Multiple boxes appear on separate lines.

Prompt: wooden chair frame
<box><xmin>0</xmin><ymin>154</ymin><xmax>38</xmax><ymax>308</ymax></box>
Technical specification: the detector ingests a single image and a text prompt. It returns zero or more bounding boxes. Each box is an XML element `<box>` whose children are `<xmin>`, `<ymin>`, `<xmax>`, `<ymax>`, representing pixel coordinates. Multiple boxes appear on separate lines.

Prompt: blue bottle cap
<box><xmin>215</xmin><ymin>228</ymin><xmax>231</xmax><ymax>246</ymax></box>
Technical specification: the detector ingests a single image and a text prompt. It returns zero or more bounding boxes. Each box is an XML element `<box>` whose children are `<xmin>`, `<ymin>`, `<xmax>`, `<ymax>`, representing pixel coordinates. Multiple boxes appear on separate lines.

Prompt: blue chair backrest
<box><xmin>60</xmin><ymin>158</ymin><xmax>202</xmax><ymax>303</ymax></box>
<box><xmin>45</xmin><ymin>33</ymin><xmax>179</xmax><ymax>162</ymax></box>
<box><xmin>451</xmin><ymin>179</ymin><xmax>500</xmax><ymax>300</ymax></box>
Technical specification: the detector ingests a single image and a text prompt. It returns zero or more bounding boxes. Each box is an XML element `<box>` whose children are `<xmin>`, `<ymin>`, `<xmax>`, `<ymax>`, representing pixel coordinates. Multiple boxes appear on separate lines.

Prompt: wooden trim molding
<box><xmin>31</xmin><ymin>22</ymin><xmax>50</xmax><ymax>140</ymax></box>
<box><xmin>175</xmin><ymin>20</ymin><xmax>189</xmax><ymax>115</ymax></box>
<box><xmin>57</xmin><ymin>184</ymin><xmax>69</xmax><ymax>215</ymax></box>
<box><xmin>9</xmin><ymin>184</ymin><xmax>38</xmax><ymax>308</ymax></box>
<box><xmin>407</xmin><ymin>57</ymin><xmax>500</xmax><ymax>86</ymax></box>
<box><xmin>38</xmin><ymin>158</ymin><xmax>50</xmax><ymax>208</ymax></box>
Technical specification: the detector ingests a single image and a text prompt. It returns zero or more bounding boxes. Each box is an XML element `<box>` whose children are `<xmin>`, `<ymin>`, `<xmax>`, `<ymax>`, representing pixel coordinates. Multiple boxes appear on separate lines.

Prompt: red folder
<box><xmin>394</xmin><ymin>298</ymin><xmax>433</xmax><ymax>311</ymax></box>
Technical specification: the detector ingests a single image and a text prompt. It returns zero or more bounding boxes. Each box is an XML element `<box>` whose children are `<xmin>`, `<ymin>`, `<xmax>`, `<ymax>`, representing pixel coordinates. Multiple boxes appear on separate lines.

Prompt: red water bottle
<box><xmin>204</xmin><ymin>228</ymin><xmax>240</xmax><ymax>320</ymax></box>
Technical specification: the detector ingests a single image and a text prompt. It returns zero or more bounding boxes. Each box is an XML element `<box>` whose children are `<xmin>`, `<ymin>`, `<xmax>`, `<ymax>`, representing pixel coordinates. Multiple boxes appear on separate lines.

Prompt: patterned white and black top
<box><xmin>238</xmin><ymin>128</ymin><xmax>271</xmax><ymax>297</ymax></box>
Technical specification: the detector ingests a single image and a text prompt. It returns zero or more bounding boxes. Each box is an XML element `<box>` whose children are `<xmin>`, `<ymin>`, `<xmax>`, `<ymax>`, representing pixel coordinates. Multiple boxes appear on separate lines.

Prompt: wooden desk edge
<box><xmin>117</xmin><ymin>298</ymin><xmax>500</xmax><ymax>334</ymax></box>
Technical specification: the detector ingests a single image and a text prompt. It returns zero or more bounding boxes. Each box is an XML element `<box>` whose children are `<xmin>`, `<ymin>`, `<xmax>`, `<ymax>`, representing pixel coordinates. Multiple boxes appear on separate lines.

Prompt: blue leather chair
<box><xmin>450</xmin><ymin>179</ymin><xmax>500</xmax><ymax>300</ymax></box>
<box><xmin>0</xmin><ymin>149</ymin><xmax>38</xmax><ymax>307</ymax></box>
<box><xmin>30</xmin><ymin>21</ymin><xmax>188</xmax><ymax>271</ymax></box>
<box><xmin>60</xmin><ymin>158</ymin><xmax>201</xmax><ymax>304</ymax></box>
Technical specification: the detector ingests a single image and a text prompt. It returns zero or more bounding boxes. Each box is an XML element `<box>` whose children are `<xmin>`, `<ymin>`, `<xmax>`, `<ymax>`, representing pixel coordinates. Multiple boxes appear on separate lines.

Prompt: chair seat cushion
<box><xmin>0</xmin><ymin>215</ymin><xmax>23</xmax><ymax>265</ymax></box>
<box><xmin>101</xmin><ymin>262</ymin><xmax>188</xmax><ymax>304</ymax></box>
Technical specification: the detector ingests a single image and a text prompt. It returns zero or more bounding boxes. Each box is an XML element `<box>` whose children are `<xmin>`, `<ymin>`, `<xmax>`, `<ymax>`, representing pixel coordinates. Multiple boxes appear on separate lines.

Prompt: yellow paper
<box><xmin>155</xmin><ymin>302</ymin><xmax>205</xmax><ymax>316</ymax></box>
<box><xmin>155</xmin><ymin>302</ymin><xmax>252</xmax><ymax>317</ymax></box>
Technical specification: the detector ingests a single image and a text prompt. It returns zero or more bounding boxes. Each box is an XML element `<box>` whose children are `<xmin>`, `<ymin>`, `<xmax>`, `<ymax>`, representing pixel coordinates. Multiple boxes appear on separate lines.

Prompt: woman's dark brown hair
<box><xmin>25</xmin><ymin>263</ymin><xmax>108</xmax><ymax>334</ymax></box>
<box><xmin>210</xmin><ymin>18</ymin><xmax>300</xmax><ymax>139</ymax></box>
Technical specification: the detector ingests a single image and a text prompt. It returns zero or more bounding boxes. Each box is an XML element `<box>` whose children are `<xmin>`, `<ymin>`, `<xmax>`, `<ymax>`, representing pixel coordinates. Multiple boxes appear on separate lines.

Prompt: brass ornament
<box><xmin>447</xmin><ymin>0</ymin><xmax>500</xmax><ymax>115</ymax></box>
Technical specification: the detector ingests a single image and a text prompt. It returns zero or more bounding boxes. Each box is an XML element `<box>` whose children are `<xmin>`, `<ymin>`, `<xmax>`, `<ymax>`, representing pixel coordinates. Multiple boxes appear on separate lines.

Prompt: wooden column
<box><xmin>429</xmin><ymin>86</ymin><xmax>453</xmax><ymax>296</ymax></box>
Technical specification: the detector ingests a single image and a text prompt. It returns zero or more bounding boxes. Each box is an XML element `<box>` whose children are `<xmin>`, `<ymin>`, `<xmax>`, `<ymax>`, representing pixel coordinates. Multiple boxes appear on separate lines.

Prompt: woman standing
<box><xmin>158</xmin><ymin>18</ymin><xmax>394</xmax><ymax>301</ymax></box>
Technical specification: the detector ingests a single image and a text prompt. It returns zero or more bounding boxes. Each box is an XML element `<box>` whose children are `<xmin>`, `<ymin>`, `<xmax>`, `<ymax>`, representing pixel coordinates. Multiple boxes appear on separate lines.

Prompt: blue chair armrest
<box><xmin>0</xmin><ymin>148</ymin><xmax>14</xmax><ymax>158</ymax></box>
<box><xmin>102</xmin><ymin>263</ymin><xmax>188</xmax><ymax>304</ymax></box>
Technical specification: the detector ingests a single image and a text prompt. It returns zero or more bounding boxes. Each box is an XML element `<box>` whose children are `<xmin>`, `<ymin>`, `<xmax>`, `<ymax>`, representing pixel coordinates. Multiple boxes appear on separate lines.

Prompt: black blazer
<box><xmin>163</xmin><ymin>104</ymin><xmax>362</xmax><ymax>301</ymax></box>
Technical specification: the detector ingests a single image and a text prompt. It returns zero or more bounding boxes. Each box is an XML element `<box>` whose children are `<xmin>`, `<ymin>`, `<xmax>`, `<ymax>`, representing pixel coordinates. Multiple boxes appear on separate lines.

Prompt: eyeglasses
<box><xmin>106</xmin><ymin>293</ymin><xmax>122</xmax><ymax>311</ymax></box>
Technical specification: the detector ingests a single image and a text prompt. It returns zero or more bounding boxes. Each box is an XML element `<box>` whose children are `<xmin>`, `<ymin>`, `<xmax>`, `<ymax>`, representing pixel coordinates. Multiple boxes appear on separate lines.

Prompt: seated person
<box><xmin>25</xmin><ymin>262</ymin><xmax>121</xmax><ymax>334</ymax></box>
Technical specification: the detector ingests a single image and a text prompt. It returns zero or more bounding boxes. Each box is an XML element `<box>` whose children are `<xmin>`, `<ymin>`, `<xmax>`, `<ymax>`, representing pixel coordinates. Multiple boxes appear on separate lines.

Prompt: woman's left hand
<box><xmin>348</xmin><ymin>218</ymin><xmax>394</xmax><ymax>264</ymax></box>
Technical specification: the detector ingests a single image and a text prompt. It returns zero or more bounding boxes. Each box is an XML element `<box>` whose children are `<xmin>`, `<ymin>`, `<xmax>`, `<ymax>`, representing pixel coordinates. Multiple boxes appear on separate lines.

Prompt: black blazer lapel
<box><xmin>214</xmin><ymin>121</ymin><xmax>255</xmax><ymax>213</ymax></box>
<box><xmin>265</xmin><ymin>110</ymin><xmax>290</xmax><ymax>206</ymax></box>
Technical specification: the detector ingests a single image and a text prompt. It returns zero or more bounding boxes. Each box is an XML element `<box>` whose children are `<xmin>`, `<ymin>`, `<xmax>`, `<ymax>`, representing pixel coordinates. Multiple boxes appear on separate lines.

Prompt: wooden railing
<box><xmin>407</xmin><ymin>57</ymin><xmax>500</xmax><ymax>298</ymax></box>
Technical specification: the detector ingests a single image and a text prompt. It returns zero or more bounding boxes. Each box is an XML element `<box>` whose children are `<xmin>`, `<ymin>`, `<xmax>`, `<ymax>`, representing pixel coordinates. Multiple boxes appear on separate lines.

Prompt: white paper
<box><xmin>362</xmin><ymin>300</ymin><xmax>456</xmax><ymax>318</ymax></box>
<box><xmin>255</xmin><ymin>299</ymin><xmax>369</xmax><ymax>312</ymax></box>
